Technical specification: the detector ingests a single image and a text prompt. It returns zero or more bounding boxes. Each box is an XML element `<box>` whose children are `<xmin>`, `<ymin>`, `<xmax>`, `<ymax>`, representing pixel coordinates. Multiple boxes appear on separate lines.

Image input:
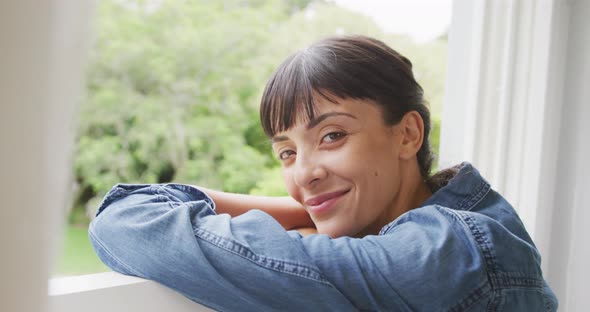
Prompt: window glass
<box><xmin>52</xmin><ymin>0</ymin><xmax>450</xmax><ymax>277</ymax></box>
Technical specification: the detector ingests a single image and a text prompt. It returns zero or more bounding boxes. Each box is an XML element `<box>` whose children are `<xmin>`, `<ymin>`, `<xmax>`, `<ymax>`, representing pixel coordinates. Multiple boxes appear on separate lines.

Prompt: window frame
<box><xmin>43</xmin><ymin>1</ymin><xmax>575</xmax><ymax>311</ymax></box>
<box><xmin>439</xmin><ymin>0</ymin><xmax>569</xmax><ymax>263</ymax></box>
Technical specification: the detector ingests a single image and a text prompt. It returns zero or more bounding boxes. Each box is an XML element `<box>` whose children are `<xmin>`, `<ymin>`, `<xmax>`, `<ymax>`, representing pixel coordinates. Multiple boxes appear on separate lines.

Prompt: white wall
<box><xmin>0</xmin><ymin>2</ymin><xmax>93</xmax><ymax>312</ymax></box>
<box><xmin>442</xmin><ymin>0</ymin><xmax>589</xmax><ymax>310</ymax></box>
<box><xmin>545</xmin><ymin>0</ymin><xmax>590</xmax><ymax>310</ymax></box>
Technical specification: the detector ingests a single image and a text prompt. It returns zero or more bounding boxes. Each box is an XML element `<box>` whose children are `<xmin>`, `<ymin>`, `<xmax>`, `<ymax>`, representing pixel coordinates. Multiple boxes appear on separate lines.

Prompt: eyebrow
<box><xmin>271</xmin><ymin>112</ymin><xmax>357</xmax><ymax>143</ymax></box>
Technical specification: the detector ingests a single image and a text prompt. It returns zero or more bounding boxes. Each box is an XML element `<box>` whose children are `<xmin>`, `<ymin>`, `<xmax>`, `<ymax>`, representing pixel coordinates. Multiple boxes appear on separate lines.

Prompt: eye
<box><xmin>321</xmin><ymin>131</ymin><xmax>346</xmax><ymax>144</ymax></box>
<box><xmin>278</xmin><ymin>149</ymin><xmax>295</xmax><ymax>160</ymax></box>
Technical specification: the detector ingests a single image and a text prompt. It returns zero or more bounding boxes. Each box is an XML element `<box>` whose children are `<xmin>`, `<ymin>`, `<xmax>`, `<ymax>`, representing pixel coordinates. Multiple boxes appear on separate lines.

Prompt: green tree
<box><xmin>73</xmin><ymin>0</ymin><xmax>446</xmax><ymax>220</ymax></box>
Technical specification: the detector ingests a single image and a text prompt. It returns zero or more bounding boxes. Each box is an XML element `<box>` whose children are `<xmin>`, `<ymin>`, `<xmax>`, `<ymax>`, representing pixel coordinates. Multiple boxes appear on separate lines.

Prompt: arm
<box><xmin>197</xmin><ymin>186</ymin><xmax>314</xmax><ymax>231</ymax></box>
<box><xmin>89</xmin><ymin>183</ymin><xmax>484</xmax><ymax>311</ymax></box>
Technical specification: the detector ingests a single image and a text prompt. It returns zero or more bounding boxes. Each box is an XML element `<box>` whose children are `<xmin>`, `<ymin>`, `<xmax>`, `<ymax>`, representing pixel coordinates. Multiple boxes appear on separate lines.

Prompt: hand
<box><xmin>196</xmin><ymin>186</ymin><xmax>314</xmax><ymax>230</ymax></box>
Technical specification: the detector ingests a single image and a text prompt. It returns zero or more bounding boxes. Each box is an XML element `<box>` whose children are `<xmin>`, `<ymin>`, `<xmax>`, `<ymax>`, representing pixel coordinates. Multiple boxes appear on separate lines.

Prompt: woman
<box><xmin>89</xmin><ymin>36</ymin><xmax>557</xmax><ymax>311</ymax></box>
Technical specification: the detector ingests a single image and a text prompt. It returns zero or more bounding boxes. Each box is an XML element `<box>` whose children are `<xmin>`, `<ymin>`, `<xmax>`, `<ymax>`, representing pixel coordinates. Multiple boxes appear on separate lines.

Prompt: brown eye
<box><xmin>321</xmin><ymin>132</ymin><xmax>346</xmax><ymax>144</ymax></box>
<box><xmin>279</xmin><ymin>150</ymin><xmax>295</xmax><ymax>160</ymax></box>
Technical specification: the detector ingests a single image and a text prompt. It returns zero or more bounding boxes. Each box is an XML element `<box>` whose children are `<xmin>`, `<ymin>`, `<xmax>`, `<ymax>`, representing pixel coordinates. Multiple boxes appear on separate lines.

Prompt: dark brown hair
<box><xmin>260</xmin><ymin>35</ymin><xmax>434</xmax><ymax>179</ymax></box>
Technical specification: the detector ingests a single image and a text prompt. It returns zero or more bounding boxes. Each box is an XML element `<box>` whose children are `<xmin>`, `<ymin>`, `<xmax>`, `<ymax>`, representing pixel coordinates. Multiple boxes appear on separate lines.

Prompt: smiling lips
<box><xmin>305</xmin><ymin>189</ymin><xmax>350</xmax><ymax>215</ymax></box>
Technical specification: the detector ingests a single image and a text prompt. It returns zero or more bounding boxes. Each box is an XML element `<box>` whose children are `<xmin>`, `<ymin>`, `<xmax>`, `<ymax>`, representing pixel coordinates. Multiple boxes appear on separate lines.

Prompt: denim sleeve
<box><xmin>88</xmin><ymin>183</ymin><xmax>486</xmax><ymax>311</ymax></box>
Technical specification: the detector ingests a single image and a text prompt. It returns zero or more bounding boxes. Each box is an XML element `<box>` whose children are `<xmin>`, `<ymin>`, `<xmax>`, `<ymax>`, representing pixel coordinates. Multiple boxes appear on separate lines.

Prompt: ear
<box><xmin>397</xmin><ymin>111</ymin><xmax>424</xmax><ymax>160</ymax></box>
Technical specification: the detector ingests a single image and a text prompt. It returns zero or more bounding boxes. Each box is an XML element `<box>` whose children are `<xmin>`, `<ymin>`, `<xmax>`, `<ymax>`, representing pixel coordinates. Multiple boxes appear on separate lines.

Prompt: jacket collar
<box><xmin>379</xmin><ymin>162</ymin><xmax>491</xmax><ymax>235</ymax></box>
<box><xmin>421</xmin><ymin>162</ymin><xmax>491</xmax><ymax>212</ymax></box>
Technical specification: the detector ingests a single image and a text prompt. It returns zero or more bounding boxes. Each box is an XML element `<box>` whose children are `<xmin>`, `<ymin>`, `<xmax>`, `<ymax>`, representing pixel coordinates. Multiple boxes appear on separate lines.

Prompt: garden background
<box><xmin>53</xmin><ymin>0</ymin><xmax>447</xmax><ymax>276</ymax></box>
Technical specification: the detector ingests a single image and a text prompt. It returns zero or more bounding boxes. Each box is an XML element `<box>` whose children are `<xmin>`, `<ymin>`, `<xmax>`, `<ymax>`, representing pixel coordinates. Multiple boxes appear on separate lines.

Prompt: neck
<box><xmin>356</xmin><ymin>161</ymin><xmax>432</xmax><ymax>237</ymax></box>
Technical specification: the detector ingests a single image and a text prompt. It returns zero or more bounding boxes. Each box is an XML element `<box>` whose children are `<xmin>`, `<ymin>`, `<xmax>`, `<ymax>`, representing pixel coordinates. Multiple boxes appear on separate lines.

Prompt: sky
<box><xmin>331</xmin><ymin>0</ymin><xmax>452</xmax><ymax>43</ymax></box>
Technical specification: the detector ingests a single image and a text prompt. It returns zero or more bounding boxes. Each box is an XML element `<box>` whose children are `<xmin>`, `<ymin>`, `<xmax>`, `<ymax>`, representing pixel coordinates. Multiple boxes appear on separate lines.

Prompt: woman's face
<box><xmin>271</xmin><ymin>97</ymin><xmax>405</xmax><ymax>238</ymax></box>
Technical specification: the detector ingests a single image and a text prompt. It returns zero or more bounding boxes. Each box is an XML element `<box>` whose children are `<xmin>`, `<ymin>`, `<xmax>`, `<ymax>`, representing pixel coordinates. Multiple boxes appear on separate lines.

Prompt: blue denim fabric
<box><xmin>88</xmin><ymin>163</ymin><xmax>558</xmax><ymax>311</ymax></box>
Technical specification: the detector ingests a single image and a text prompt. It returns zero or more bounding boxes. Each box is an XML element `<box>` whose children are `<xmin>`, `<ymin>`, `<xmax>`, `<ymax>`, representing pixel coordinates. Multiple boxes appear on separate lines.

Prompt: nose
<box><xmin>293</xmin><ymin>151</ymin><xmax>327</xmax><ymax>189</ymax></box>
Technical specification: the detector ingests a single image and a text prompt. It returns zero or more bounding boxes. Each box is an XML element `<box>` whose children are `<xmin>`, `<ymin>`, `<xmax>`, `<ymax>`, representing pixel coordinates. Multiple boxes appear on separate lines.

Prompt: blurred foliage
<box><xmin>54</xmin><ymin>225</ymin><xmax>110</xmax><ymax>276</ymax></box>
<box><xmin>72</xmin><ymin>0</ymin><xmax>447</xmax><ymax>221</ymax></box>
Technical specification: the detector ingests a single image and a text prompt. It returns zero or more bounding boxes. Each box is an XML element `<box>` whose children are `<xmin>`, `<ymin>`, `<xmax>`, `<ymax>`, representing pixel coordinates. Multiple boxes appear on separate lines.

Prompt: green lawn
<box><xmin>52</xmin><ymin>224</ymin><xmax>110</xmax><ymax>277</ymax></box>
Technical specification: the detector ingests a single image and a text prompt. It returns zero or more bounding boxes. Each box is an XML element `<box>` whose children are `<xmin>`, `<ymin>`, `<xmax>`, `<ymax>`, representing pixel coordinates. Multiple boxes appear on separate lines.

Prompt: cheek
<box><xmin>338</xmin><ymin>139</ymin><xmax>392</xmax><ymax>174</ymax></box>
<box><xmin>282</xmin><ymin>169</ymin><xmax>302</xmax><ymax>202</ymax></box>
<box><xmin>349</xmin><ymin>141</ymin><xmax>399</xmax><ymax>189</ymax></box>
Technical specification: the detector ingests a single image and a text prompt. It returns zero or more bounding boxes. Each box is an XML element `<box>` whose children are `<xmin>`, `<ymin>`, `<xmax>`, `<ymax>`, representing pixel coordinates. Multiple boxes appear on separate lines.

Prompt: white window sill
<box><xmin>49</xmin><ymin>272</ymin><xmax>212</xmax><ymax>312</ymax></box>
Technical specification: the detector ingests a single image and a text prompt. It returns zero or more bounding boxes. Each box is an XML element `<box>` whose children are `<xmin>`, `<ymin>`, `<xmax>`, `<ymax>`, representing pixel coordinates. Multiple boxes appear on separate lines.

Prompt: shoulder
<box><xmin>372</xmin><ymin>205</ymin><xmax>490</xmax><ymax>310</ymax></box>
<box><xmin>380</xmin><ymin>202</ymin><xmax>553</xmax><ymax>310</ymax></box>
<box><xmin>388</xmin><ymin>202</ymin><xmax>544</xmax><ymax>280</ymax></box>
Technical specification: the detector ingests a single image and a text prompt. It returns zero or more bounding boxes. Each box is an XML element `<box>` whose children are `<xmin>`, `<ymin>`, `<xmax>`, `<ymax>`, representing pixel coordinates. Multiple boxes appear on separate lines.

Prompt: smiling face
<box><xmin>261</xmin><ymin>36</ymin><xmax>434</xmax><ymax>237</ymax></box>
<box><xmin>272</xmin><ymin>97</ymin><xmax>408</xmax><ymax>238</ymax></box>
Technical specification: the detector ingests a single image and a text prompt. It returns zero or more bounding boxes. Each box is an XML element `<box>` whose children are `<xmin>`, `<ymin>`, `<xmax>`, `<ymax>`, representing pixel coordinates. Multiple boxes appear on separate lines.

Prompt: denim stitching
<box><xmin>458</xmin><ymin>211</ymin><xmax>504</xmax><ymax>310</ymax></box>
<box><xmin>96</xmin><ymin>186</ymin><xmax>128</xmax><ymax>216</ymax></box>
<box><xmin>193</xmin><ymin>227</ymin><xmax>333</xmax><ymax>286</ymax></box>
<box><xmin>456</xmin><ymin>179</ymin><xmax>491</xmax><ymax>211</ymax></box>
<box><xmin>459</xmin><ymin>212</ymin><xmax>498</xmax><ymax>278</ymax></box>
<box><xmin>491</xmin><ymin>272</ymin><xmax>544</xmax><ymax>289</ymax></box>
<box><xmin>88</xmin><ymin>228</ymin><xmax>143</xmax><ymax>277</ymax></box>
<box><xmin>441</xmin><ymin>208</ymin><xmax>493</xmax><ymax>311</ymax></box>
<box><xmin>162</xmin><ymin>183</ymin><xmax>216</xmax><ymax>210</ymax></box>
<box><xmin>448</xmin><ymin>281</ymin><xmax>492</xmax><ymax>312</ymax></box>
<box><xmin>379</xmin><ymin>173</ymin><xmax>491</xmax><ymax>236</ymax></box>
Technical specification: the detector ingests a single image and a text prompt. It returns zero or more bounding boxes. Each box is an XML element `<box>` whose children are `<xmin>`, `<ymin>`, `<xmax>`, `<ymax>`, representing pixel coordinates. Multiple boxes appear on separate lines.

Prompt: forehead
<box><xmin>301</xmin><ymin>96</ymin><xmax>382</xmax><ymax>120</ymax></box>
<box><xmin>272</xmin><ymin>97</ymin><xmax>382</xmax><ymax>137</ymax></box>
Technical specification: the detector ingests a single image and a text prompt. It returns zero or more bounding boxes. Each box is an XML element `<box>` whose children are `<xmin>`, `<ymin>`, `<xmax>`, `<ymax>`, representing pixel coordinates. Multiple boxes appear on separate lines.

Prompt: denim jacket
<box><xmin>89</xmin><ymin>163</ymin><xmax>558</xmax><ymax>311</ymax></box>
